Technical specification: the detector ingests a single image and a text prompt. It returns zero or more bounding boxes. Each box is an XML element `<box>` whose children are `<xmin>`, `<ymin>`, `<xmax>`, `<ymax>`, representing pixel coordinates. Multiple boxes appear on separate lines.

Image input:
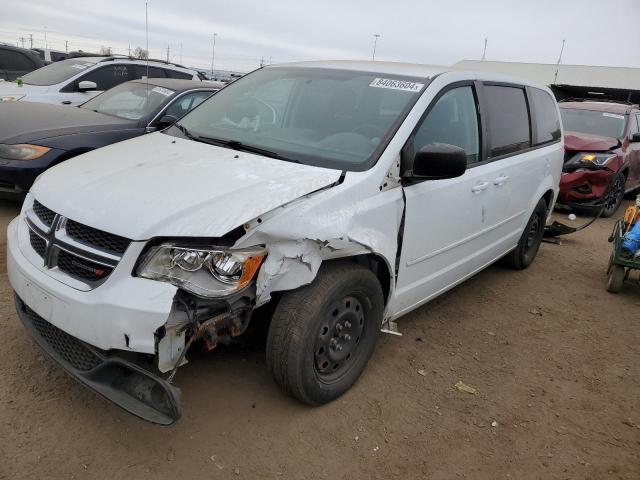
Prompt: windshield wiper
<box><xmin>173</xmin><ymin>123</ymin><xmax>196</xmax><ymax>140</ymax></box>
<box><xmin>194</xmin><ymin>135</ymin><xmax>298</xmax><ymax>162</ymax></box>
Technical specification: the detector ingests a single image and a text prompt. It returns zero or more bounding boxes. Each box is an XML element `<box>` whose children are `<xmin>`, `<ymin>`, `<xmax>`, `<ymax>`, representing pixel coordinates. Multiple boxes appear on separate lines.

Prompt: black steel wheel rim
<box><xmin>604</xmin><ymin>176</ymin><xmax>624</xmax><ymax>213</ymax></box>
<box><xmin>314</xmin><ymin>295</ymin><xmax>366</xmax><ymax>382</ymax></box>
<box><xmin>525</xmin><ymin>212</ymin><xmax>541</xmax><ymax>252</ymax></box>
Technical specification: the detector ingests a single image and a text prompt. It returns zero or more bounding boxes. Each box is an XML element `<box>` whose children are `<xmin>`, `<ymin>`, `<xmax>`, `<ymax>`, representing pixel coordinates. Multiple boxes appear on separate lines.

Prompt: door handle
<box><xmin>471</xmin><ymin>181</ymin><xmax>490</xmax><ymax>194</ymax></box>
<box><xmin>61</xmin><ymin>100</ymin><xmax>71</xmax><ymax>105</ymax></box>
<box><xmin>493</xmin><ymin>174</ymin><xmax>509</xmax><ymax>186</ymax></box>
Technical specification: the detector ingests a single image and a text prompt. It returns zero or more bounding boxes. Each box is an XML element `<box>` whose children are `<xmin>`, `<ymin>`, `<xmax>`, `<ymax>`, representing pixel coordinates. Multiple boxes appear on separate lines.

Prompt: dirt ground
<box><xmin>0</xmin><ymin>199</ymin><xmax>638</xmax><ymax>480</ymax></box>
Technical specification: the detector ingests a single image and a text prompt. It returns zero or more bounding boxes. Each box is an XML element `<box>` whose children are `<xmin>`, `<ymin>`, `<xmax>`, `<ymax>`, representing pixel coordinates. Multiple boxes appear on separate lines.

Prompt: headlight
<box><xmin>0</xmin><ymin>144</ymin><xmax>51</xmax><ymax>160</ymax></box>
<box><xmin>0</xmin><ymin>95</ymin><xmax>25</xmax><ymax>102</ymax></box>
<box><xmin>137</xmin><ymin>244</ymin><xmax>267</xmax><ymax>297</ymax></box>
<box><xmin>566</xmin><ymin>152</ymin><xmax>616</xmax><ymax>166</ymax></box>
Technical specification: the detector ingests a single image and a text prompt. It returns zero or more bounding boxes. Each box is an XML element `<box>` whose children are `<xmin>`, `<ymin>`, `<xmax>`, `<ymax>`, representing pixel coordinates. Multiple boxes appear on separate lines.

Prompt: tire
<box><xmin>503</xmin><ymin>197</ymin><xmax>548</xmax><ymax>270</ymax></box>
<box><xmin>606</xmin><ymin>265</ymin><xmax>625</xmax><ymax>293</ymax></box>
<box><xmin>601</xmin><ymin>172</ymin><xmax>626</xmax><ymax>218</ymax></box>
<box><xmin>266</xmin><ymin>262</ymin><xmax>384</xmax><ymax>405</ymax></box>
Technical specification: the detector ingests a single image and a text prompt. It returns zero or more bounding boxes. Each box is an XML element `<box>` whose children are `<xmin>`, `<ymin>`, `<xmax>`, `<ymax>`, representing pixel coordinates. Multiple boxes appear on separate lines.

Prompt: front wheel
<box><xmin>503</xmin><ymin>197</ymin><xmax>548</xmax><ymax>270</ymax></box>
<box><xmin>266</xmin><ymin>262</ymin><xmax>384</xmax><ymax>405</ymax></box>
<box><xmin>601</xmin><ymin>172</ymin><xmax>626</xmax><ymax>218</ymax></box>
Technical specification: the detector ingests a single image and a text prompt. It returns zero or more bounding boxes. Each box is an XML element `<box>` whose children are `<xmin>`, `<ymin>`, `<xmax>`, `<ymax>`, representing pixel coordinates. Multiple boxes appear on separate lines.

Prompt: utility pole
<box><xmin>553</xmin><ymin>39</ymin><xmax>566</xmax><ymax>84</ymax></box>
<box><xmin>19</xmin><ymin>36</ymin><xmax>25</xmax><ymax>48</ymax></box>
<box><xmin>44</xmin><ymin>26</ymin><xmax>47</xmax><ymax>49</ymax></box>
<box><xmin>372</xmin><ymin>34</ymin><xmax>380</xmax><ymax>61</ymax></box>
<box><xmin>65</xmin><ymin>40</ymin><xmax>68</xmax><ymax>53</ymax></box>
<box><xmin>260</xmin><ymin>56</ymin><xmax>264</xmax><ymax>67</ymax></box>
<box><xmin>481</xmin><ymin>37</ymin><xmax>488</xmax><ymax>61</ymax></box>
<box><xmin>128</xmin><ymin>44</ymin><xmax>131</xmax><ymax>57</ymax></box>
<box><xmin>166</xmin><ymin>44</ymin><xmax>170</xmax><ymax>63</ymax></box>
<box><xmin>29</xmin><ymin>34</ymin><xmax>33</xmax><ymax>49</ymax></box>
<box><xmin>211</xmin><ymin>33</ymin><xmax>217</xmax><ymax>76</ymax></box>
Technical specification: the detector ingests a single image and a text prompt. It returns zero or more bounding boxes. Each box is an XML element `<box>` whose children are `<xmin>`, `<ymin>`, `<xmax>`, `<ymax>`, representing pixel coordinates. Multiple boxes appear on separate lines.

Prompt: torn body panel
<box><xmin>237</xmin><ymin>174</ymin><xmax>406</xmax><ymax>312</ymax></box>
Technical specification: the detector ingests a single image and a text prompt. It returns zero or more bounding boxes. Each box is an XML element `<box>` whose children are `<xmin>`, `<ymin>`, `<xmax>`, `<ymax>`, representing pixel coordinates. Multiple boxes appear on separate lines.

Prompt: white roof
<box><xmin>453</xmin><ymin>60</ymin><xmax>640</xmax><ymax>90</ymax></box>
<box><xmin>270</xmin><ymin>60</ymin><xmax>450</xmax><ymax>79</ymax></box>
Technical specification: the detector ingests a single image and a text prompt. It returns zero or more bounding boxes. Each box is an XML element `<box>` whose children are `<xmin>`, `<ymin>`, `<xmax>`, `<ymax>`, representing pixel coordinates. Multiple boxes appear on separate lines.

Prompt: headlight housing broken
<box><xmin>137</xmin><ymin>244</ymin><xmax>267</xmax><ymax>297</ymax></box>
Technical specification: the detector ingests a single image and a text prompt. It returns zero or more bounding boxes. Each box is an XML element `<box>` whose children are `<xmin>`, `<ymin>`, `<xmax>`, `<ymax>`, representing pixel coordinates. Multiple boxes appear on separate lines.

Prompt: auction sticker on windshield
<box><xmin>603</xmin><ymin>113</ymin><xmax>625</xmax><ymax>120</ymax></box>
<box><xmin>151</xmin><ymin>86</ymin><xmax>174</xmax><ymax>97</ymax></box>
<box><xmin>369</xmin><ymin>78</ymin><xmax>424</xmax><ymax>92</ymax></box>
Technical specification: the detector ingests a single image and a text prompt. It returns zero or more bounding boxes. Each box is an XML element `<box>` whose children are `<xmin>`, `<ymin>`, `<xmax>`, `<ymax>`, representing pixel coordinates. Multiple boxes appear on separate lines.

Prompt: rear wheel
<box><xmin>601</xmin><ymin>172</ymin><xmax>626</xmax><ymax>218</ymax></box>
<box><xmin>503</xmin><ymin>197</ymin><xmax>547</xmax><ymax>270</ymax></box>
<box><xmin>266</xmin><ymin>262</ymin><xmax>384</xmax><ymax>405</ymax></box>
<box><xmin>606</xmin><ymin>265</ymin><xmax>625</xmax><ymax>293</ymax></box>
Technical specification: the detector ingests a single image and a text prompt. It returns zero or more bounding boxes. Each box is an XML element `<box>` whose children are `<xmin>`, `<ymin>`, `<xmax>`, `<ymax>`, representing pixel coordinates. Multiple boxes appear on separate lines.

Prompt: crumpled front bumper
<box><xmin>15</xmin><ymin>294</ymin><xmax>182</xmax><ymax>425</ymax></box>
<box><xmin>557</xmin><ymin>169</ymin><xmax>615</xmax><ymax>207</ymax></box>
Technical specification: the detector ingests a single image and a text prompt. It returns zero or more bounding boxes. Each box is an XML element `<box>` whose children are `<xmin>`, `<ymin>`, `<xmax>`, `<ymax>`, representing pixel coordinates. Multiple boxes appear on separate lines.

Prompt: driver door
<box><xmin>392</xmin><ymin>83</ymin><xmax>497</xmax><ymax>316</ymax></box>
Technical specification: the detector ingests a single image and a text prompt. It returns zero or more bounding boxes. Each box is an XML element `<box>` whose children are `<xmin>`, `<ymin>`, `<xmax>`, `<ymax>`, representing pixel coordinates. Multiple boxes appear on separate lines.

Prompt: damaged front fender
<box><xmin>254</xmin><ymin>238</ymin><xmax>373</xmax><ymax>305</ymax></box>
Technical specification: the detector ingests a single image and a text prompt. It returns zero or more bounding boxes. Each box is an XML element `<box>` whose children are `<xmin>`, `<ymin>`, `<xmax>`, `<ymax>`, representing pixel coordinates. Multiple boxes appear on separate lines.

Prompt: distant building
<box><xmin>453</xmin><ymin>60</ymin><xmax>640</xmax><ymax>103</ymax></box>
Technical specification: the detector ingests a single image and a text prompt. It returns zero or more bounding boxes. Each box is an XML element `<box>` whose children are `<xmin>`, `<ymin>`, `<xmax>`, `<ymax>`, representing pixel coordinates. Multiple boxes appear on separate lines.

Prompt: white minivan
<box><xmin>0</xmin><ymin>56</ymin><xmax>202</xmax><ymax>106</ymax></box>
<box><xmin>7</xmin><ymin>60</ymin><xmax>563</xmax><ymax>424</ymax></box>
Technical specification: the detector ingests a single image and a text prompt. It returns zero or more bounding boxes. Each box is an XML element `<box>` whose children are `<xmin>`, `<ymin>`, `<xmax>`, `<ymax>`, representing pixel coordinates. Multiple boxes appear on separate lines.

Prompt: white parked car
<box><xmin>7</xmin><ymin>60</ymin><xmax>563</xmax><ymax>424</ymax></box>
<box><xmin>0</xmin><ymin>56</ymin><xmax>203</xmax><ymax>105</ymax></box>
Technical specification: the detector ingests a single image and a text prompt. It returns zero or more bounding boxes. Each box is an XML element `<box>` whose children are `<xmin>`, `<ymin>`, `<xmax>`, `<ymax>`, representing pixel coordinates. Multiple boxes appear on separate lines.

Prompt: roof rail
<box><xmin>559</xmin><ymin>97</ymin><xmax>635</xmax><ymax>106</ymax></box>
<box><xmin>98</xmin><ymin>56</ymin><xmax>190</xmax><ymax>70</ymax></box>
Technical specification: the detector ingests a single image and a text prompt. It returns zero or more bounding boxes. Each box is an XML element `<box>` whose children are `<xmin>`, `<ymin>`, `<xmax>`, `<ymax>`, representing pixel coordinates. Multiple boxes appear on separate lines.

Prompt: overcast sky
<box><xmin>1</xmin><ymin>0</ymin><xmax>639</xmax><ymax>72</ymax></box>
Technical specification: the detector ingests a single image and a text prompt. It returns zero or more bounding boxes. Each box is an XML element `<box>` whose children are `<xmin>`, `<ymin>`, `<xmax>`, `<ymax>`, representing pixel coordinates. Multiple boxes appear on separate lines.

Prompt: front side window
<box><xmin>560</xmin><ymin>107</ymin><xmax>627</xmax><ymax>139</ymax></box>
<box><xmin>485</xmin><ymin>85</ymin><xmax>531</xmax><ymax>157</ymax></box>
<box><xmin>164</xmin><ymin>91</ymin><xmax>212</xmax><ymax>119</ymax></box>
<box><xmin>174</xmin><ymin>67</ymin><xmax>427</xmax><ymax>170</ymax></box>
<box><xmin>412</xmin><ymin>86</ymin><xmax>480</xmax><ymax>165</ymax></box>
<box><xmin>80</xmin><ymin>82</ymin><xmax>175</xmax><ymax>120</ymax></box>
<box><xmin>530</xmin><ymin>88</ymin><xmax>561</xmax><ymax>145</ymax></box>
<box><xmin>75</xmin><ymin>64</ymin><xmax>130</xmax><ymax>91</ymax></box>
<box><xmin>21</xmin><ymin>59</ymin><xmax>96</xmax><ymax>86</ymax></box>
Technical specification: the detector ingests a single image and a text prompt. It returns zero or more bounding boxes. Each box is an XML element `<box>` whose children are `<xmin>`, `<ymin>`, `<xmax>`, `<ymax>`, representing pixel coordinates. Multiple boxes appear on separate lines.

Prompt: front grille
<box><xmin>66</xmin><ymin>219</ymin><xmax>131</xmax><ymax>255</ymax></box>
<box><xmin>27</xmin><ymin>306</ymin><xmax>101</xmax><ymax>371</ymax></box>
<box><xmin>33</xmin><ymin>200</ymin><xmax>56</xmax><ymax>226</ymax></box>
<box><xmin>29</xmin><ymin>229</ymin><xmax>46</xmax><ymax>258</ymax></box>
<box><xmin>57</xmin><ymin>249</ymin><xmax>113</xmax><ymax>282</ymax></box>
<box><xmin>26</xmin><ymin>199</ymin><xmax>128</xmax><ymax>287</ymax></box>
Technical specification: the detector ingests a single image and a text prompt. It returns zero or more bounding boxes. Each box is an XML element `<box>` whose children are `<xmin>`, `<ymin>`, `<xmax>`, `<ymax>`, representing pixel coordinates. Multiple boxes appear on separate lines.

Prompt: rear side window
<box><xmin>484</xmin><ymin>85</ymin><xmax>531</xmax><ymax>157</ymax></box>
<box><xmin>132</xmin><ymin>65</ymin><xmax>167</xmax><ymax>79</ymax></box>
<box><xmin>164</xmin><ymin>69</ymin><xmax>192</xmax><ymax>80</ymax></box>
<box><xmin>530</xmin><ymin>88</ymin><xmax>561</xmax><ymax>145</ymax></box>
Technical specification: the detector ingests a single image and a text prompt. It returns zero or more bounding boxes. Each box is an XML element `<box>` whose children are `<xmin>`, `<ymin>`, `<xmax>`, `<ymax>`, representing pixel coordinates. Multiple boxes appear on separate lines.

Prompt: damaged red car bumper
<box><xmin>558</xmin><ymin>169</ymin><xmax>616</xmax><ymax>206</ymax></box>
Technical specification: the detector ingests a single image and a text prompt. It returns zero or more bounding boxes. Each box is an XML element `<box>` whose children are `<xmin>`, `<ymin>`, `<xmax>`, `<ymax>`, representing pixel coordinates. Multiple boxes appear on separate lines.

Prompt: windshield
<box><xmin>173</xmin><ymin>67</ymin><xmax>427</xmax><ymax>170</ymax></box>
<box><xmin>81</xmin><ymin>82</ymin><xmax>175</xmax><ymax>120</ymax></box>
<box><xmin>21</xmin><ymin>59</ymin><xmax>97</xmax><ymax>86</ymax></box>
<box><xmin>560</xmin><ymin>108</ymin><xmax>627</xmax><ymax>138</ymax></box>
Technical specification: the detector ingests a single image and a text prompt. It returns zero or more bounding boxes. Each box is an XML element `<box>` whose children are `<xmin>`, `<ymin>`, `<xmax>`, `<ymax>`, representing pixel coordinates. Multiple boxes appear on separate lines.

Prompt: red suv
<box><xmin>558</xmin><ymin>101</ymin><xmax>640</xmax><ymax>217</ymax></box>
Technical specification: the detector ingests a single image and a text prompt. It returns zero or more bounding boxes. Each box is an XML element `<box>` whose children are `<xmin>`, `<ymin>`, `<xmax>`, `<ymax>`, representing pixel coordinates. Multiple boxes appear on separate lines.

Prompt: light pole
<box><xmin>372</xmin><ymin>34</ymin><xmax>380</xmax><ymax>61</ymax></box>
<box><xmin>211</xmin><ymin>33</ymin><xmax>218</xmax><ymax>77</ymax></box>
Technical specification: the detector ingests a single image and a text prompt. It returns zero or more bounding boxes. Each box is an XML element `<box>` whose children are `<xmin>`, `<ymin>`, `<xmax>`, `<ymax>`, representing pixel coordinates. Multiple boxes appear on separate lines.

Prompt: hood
<box><xmin>564</xmin><ymin>131</ymin><xmax>619</xmax><ymax>152</ymax></box>
<box><xmin>31</xmin><ymin>132</ymin><xmax>343</xmax><ymax>240</ymax></box>
<box><xmin>0</xmin><ymin>102</ymin><xmax>134</xmax><ymax>144</ymax></box>
<box><xmin>0</xmin><ymin>81</ymin><xmax>48</xmax><ymax>99</ymax></box>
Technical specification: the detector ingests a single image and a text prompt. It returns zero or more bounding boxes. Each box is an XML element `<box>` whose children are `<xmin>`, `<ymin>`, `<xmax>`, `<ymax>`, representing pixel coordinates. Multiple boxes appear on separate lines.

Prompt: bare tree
<box><xmin>99</xmin><ymin>45</ymin><xmax>113</xmax><ymax>56</ymax></box>
<box><xmin>133</xmin><ymin>47</ymin><xmax>149</xmax><ymax>59</ymax></box>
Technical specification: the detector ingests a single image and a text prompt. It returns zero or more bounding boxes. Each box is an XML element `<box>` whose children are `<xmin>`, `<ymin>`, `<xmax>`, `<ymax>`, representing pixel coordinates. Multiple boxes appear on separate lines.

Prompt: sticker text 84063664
<box><xmin>369</xmin><ymin>78</ymin><xmax>425</xmax><ymax>93</ymax></box>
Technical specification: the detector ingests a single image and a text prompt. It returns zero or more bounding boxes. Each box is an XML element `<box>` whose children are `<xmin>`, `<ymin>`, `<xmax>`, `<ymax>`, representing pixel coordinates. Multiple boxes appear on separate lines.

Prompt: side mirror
<box><xmin>408</xmin><ymin>143</ymin><xmax>468</xmax><ymax>179</ymax></box>
<box><xmin>78</xmin><ymin>80</ymin><xmax>97</xmax><ymax>92</ymax></box>
<box><xmin>156</xmin><ymin>115</ymin><xmax>178</xmax><ymax>128</ymax></box>
<box><xmin>631</xmin><ymin>133</ymin><xmax>640</xmax><ymax>143</ymax></box>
